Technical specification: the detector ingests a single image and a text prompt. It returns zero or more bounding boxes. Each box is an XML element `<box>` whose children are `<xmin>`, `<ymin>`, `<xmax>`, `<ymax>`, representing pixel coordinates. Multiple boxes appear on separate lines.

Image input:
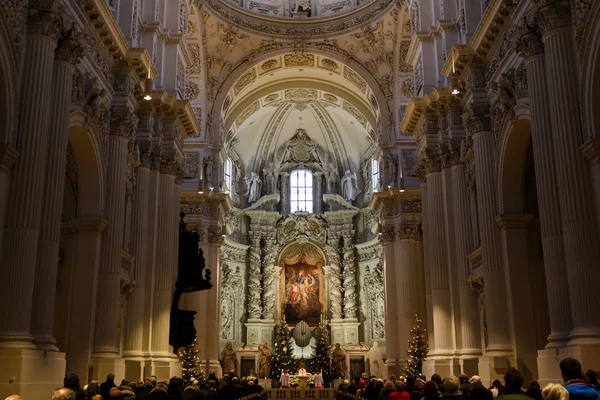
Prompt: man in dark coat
<box><xmin>100</xmin><ymin>374</ymin><xmax>118</xmax><ymax>400</ymax></box>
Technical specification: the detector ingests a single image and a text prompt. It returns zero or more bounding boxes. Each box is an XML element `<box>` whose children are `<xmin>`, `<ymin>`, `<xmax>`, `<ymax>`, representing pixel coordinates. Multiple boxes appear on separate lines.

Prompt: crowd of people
<box><xmin>4</xmin><ymin>357</ymin><xmax>598</xmax><ymax>400</ymax></box>
<box><xmin>335</xmin><ymin>358</ymin><xmax>599</xmax><ymax>400</ymax></box>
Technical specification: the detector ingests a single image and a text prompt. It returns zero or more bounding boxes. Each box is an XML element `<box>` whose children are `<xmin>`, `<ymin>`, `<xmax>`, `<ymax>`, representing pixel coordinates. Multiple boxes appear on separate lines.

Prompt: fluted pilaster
<box><xmin>151</xmin><ymin>163</ymin><xmax>177</xmax><ymax>355</ymax></box>
<box><xmin>451</xmin><ymin>162</ymin><xmax>481</xmax><ymax>354</ymax></box>
<box><xmin>540</xmin><ymin>17</ymin><xmax>600</xmax><ymax>342</ymax></box>
<box><xmin>426</xmin><ymin>167</ymin><xmax>453</xmax><ymax>355</ymax></box>
<box><xmin>123</xmin><ymin>161</ymin><xmax>151</xmax><ymax>356</ymax></box>
<box><xmin>31</xmin><ymin>39</ymin><xmax>82</xmax><ymax>349</ymax></box>
<box><xmin>93</xmin><ymin>111</ymin><xmax>136</xmax><ymax>355</ymax></box>
<box><xmin>342</xmin><ymin>232</ymin><xmax>358</xmax><ymax>319</ymax></box>
<box><xmin>0</xmin><ymin>31</ymin><xmax>57</xmax><ymax>347</ymax></box>
<box><xmin>471</xmin><ymin>131</ymin><xmax>512</xmax><ymax>353</ymax></box>
<box><xmin>419</xmin><ymin>179</ymin><xmax>434</xmax><ymax>350</ymax></box>
<box><xmin>247</xmin><ymin>232</ymin><xmax>262</xmax><ymax>320</ymax></box>
<box><xmin>517</xmin><ymin>32</ymin><xmax>572</xmax><ymax>346</ymax></box>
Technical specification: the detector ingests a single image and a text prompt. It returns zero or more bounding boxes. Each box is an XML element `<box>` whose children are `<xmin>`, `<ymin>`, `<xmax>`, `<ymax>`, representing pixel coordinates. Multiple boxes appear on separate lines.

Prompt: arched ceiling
<box><xmin>222</xmin><ymin>53</ymin><xmax>380</xmax><ymax>176</ymax></box>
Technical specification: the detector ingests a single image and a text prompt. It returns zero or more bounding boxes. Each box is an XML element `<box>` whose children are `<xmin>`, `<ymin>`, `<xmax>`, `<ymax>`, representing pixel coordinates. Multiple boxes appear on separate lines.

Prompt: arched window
<box><xmin>290</xmin><ymin>169</ymin><xmax>313</xmax><ymax>213</ymax></box>
<box><xmin>371</xmin><ymin>157</ymin><xmax>379</xmax><ymax>193</ymax></box>
<box><xmin>224</xmin><ymin>158</ymin><xmax>232</xmax><ymax>194</ymax></box>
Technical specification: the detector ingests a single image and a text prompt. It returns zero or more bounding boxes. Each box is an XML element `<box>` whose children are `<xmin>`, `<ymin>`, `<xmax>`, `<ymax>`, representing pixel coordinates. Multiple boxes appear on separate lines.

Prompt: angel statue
<box><xmin>244</xmin><ymin>172</ymin><xmax>262</xmax><ymax>203</ymax></box>
<box><xmin>341</xmin><ymin>170</ymin><xmax>361</xmax><ymax>202</ymax></box>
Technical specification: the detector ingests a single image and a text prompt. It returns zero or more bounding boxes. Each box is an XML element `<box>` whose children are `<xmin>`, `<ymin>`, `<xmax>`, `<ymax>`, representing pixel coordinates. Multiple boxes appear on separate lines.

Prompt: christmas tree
<box><xmin>178</xmin><ymin>338</ymin><xmax>202</xmax><ymax>383</ymax></box>
<box><xmin>309</xmin><ymin>323</ymin><xmax>330</xmax><ymax>385</ymax></box>
<box><xmin>404</xmin><ymin>314</ymin><xmax>429</xmax><ymax>376</ymax></box>
<box><xmin>270</xmin><ymin>319</ymin><xmax>296</xmax><ymax>379</ymax></box>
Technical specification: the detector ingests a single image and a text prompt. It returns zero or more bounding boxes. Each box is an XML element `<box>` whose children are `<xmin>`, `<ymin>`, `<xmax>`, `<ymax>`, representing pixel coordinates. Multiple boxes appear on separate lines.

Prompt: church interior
<box><xmin>1</xmin><ymin>0</ymin><xmax>600</xmax><ymax>398</ymax></box>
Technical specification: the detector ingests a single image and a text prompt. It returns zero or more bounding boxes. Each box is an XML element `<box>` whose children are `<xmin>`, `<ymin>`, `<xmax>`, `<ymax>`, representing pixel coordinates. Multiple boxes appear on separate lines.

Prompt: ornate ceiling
<box><xmin>184</xmin><ymin>0</ymin><xmax>414</xmax><ymax>174</ymax></box>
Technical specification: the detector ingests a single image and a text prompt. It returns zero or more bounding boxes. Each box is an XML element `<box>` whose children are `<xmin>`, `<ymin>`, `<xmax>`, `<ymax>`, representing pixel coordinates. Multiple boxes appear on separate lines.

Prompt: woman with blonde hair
<box><xmin>542</xmin><ymin>384</ymin><xmax>569</xmax><ymax>400</ymax></box>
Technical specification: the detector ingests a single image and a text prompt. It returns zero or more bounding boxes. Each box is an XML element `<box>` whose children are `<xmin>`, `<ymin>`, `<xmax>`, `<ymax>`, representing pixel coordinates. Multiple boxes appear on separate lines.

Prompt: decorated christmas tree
<box><xmin>178</xmin><ymin>338</ymin><xmax>203</xmax><ymax>383</ymax></box>
<box><xmin>309</xmin><ymin>323</ymin><xmax>330</xmax><ymax>380</ymax></box>
<box><xmin>270</xmin><ymin>318</ymin><xmax>296</xmax><ymax>379</ymax></box>
<box><xmin>404</xmin><ymin>314</ymin><xmax>429</xmax><ymax>376</ymax></box>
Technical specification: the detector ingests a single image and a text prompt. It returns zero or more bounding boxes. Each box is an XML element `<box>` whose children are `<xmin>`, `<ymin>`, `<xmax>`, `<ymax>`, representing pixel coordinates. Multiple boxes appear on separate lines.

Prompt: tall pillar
<box><xmin>464</xmin><ymin>105</ymin><xmax>513</xmax><ymax>379</ymax></box>
<box><xmin>245</xmin><ymin>231</ymin><xmax>263</xmax><ymax>346</ymax></box>
<box><xmin>450</xmin><ymin>159</ymin><xmax>481</xmax><ymax>363</ymax></box>
<box><xmin>0</xmin><ymin>7</ymin><xmax>59</xmax><ymax>349</ymax></box>
<box><xmin>422</xmin><ymin>157</ymin><xmax>454</xmax><ymax>376</ymax></box>
<box><xmin>204</xmin><ymin>225</ymin><xmax>223</xmax><ymax>376</ymax></box>
<box><xmin>382</xmin><ymin>225</ymin><xmax>399</xmax><ymax>376</ymax></box>
<box><xmin>325</xmin><ymin>234</ymin><xmax>344</xmax><ymax>344</ymax></box>
<box><xmin>149</xmin><ymin>158</ymin><xmax>177</xmax><ymax>376</ymax></box>
<box><xmin>516</xmin><ymin>26</ymin><xmax>573</xmax><ymax>386</ymax></box>
<box><xmin>261</xmin><ymin>233</ymin><xmax>279</xmax><ymax>320</ymax></box>
<box><xmin>342</xmin><ymin>231</ymin><xmax>358</xmax><ymax>319</ymax></box>
<box><xmin>66</xmin><ymin>220</ymin><xmax>107</xmax><ymax>383</ymax></box>
<box><xmin>537</xmin><ymin>0</ymin><xmax>600</xmax><ymax>353</ymax></box>
<box><xmin>416</xmin><ymin>171</ymin><xmax>434</xmax><ymax>351</ymax></box>
<box><xmin>0</xmin><ymin>145</ymin><xmax>19</xmax><ymax>254</ymax></box>
<box><xmin>30</xmin><ymin>28</ymin><xmax>84</xmax><ymax>350</ymax></box>
<box><xmin>123</xmin><ymin>149</ymin><xmax>152</xmax><ymax>381</ymax></box>
<box><xmin>92</xmin><ymin>110</ymin><xmax>137</xmax><ymax>381</ymax></box>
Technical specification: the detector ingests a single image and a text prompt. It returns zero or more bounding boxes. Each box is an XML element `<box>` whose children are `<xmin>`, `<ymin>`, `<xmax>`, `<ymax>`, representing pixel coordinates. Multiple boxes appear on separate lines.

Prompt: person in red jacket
<box><xmin>389</xmin><ymin>382</ymin><xmax>410</xmax><ymax>400</ymax></box>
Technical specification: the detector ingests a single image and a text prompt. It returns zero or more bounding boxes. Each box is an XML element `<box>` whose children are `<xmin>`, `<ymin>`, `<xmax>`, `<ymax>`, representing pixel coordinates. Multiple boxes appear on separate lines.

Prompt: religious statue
<box><xmin>331</xmin><ymin>343</ymin><xmax>346</xmax><ymax>379</ymax></box>
<box><xmin>263</xmin><ymin>166</ymin><xmax>277</xmax><ymax>195</ymax></box>
<box><xmin>203</xmin><ymin>155</ymin><xmax>215</xmax><ymax>186</ymax></box>
<box><xmin>244</xmin><ymin>172</ymin><xmax>262</xmax><ymax>203</ymax></box>
<box><xmin>367</xmin><ymin>342</ymin><xmax>384</xmax><ymax>378</ymax></box>
<box><xmin>341</xmin><ymin>170</ymin><xmax>361</xmax><ymax>202</ymax></box>
<box><xmin>258</xmin><ymin>343</ymin><xmax>272</xmax><ymax>379</ymax></box>
<box><xmin>290</xmin><ymin>0</ymin><xmax>311</xmax><ymax>16</ymax></box>
<box><xmin>83</xmin><ymin>87</ymin><xmax>107</xmax><ymax>119</ymax></box>
<box><xmin>326</xmin><ymin>165</ymin><xmax>338</xmax><ymax>194</ymax></box>
<box><xmin>384</xmin><ymin>153</ymin><xmax>398</xmax><ymax>187</ymax></box>
<box><xmin>220</xmin><ymin>342</ymin><xmax>236</xmax><ymax>374</ymax></box>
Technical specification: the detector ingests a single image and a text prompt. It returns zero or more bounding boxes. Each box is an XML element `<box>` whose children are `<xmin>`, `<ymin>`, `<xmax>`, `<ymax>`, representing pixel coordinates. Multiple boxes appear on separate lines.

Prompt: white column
<box><xmin>325</xmin><ymin>236</ymin><xmax>343</xmax><ymax>320</ymax></box>
<box><xmin>0</xmin><ymin>21</ymin><xmax>58</xmax><ymax>348</ymax></box>
<box><xmin>425</xmin><ymin>165</ymin><xmax>453</xmax><ymax>356</ymax></box>
<box><xmin>261</xmin><ymin>234</ymin><xmax>278</xmax><ymax>320</ymax></box>
<box><xmin>66</xmin><ymin>220</ymin><xmax>107</xmax><ymax>382</ymax></box>
<box><xmin>382</xmin><ymin>227</ymin><xmax>399</xmax><ymax>375</ymax></box>
<box><xmin>150</xmin><ymin>162</ymin><xmax>176</xmax><ymax>357</ymax></box>
<box><xmin>417</xmin><ymin>175</ymin><xmax>434</xmax><ymax>351</ymax></box>
<box><xmin>31</xmin><ymin>31</ymin><xmax>83</xmax><ymax>350</ymax></box>
<box><xmin>450</xmin><ymin>161</ymin><xmax>481</xmax><ymax>356</ymax></box>
<box><xmin>247</xmin><ymin>232</ymin><xmax>263</xmax><ymax>321</ymax></box>
<box><xmin>538</xmin><ymin>1</ymin><xmax>600</xmax><ymax>345</ymax></box>
<box><xmin>123</xmin><ymin>153</ymin><xmax>152</xmax><ymax>380</ymax></box>
<box><xmin>516</xmin><ymin>31</ymin><xmax>572</xmax><ymax>349</ymax></box>
<box><xmin>92</xmin><ymin>110</ymin><xmax>137</xmax><ymax>380</ymax></box>
<box><xmin>471</xmin><ymin>129</ymin><xmax>512</xmax><ymax>353</ymax></box>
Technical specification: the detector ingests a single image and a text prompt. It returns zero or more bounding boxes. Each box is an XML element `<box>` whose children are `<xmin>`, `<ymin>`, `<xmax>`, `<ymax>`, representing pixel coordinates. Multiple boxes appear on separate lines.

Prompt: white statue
<box><xmin>326</xmin><ymin>165</ymin><xmax>338</xmax><ymax>194</ymax></box>
<box><xmin>367</xmin><ymin>341</ymin><xmax>384</xmax><ymax>378</ymax></box>
<box><xmin>263</xmin><ymin>167</ymin><xmax>277</xmax><ymax>195</ymax></box>
<box><xmin>203</xmin><ymin>155</ymin><xmax>215</xmax><ymax>186</ymax></box>
<box><xmin>341</xmin><ymin>170</ymin><xmax>361</xmax><ymax>201</ymax></box>
<box><xmin>384</xmin><ymin>154</ymin><xmax>398</xmax><ymax>187</ymax></box>
<box><xmin>244</xmin><ymin>172</ymin><xmax>262</xmax><ymax>203</ymax></box>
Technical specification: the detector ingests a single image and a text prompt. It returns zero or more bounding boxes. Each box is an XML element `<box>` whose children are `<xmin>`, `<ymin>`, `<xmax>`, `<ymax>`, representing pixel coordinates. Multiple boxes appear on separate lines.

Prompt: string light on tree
<box><xmin>271</xmin><ymin>318</ymin><xmax>296</xmax><ymax>379</ymax></box>
<box><xmin>404</xmin><ymin>314</ymin><xmax>429</xmax><ymax>376</ymax></box>
<box><xmin>178</xmin><ymin>338</ymin><xmax>206</xmax><ymax>384</ymax></box>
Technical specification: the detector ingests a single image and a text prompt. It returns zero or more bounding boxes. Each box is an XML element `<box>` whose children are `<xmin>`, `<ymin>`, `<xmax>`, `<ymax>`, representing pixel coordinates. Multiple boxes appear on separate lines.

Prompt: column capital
<box><xmin>379</xmin><ymin>224</ymin><xmax>396</xmax><ymax>243</ymax></box>
<box><xmin>424</xmin><ymin>153</ymin><xmax>443</xmax><ymax>175</ymax></box>
<box><xmin>535</xmin><ymin>0</ymin><xmax>572</xmax><ymax>37</ymax></box>
<box><xmin>515</xmin><ymin>22</ymin><xmax>545</xmax><ymax>61</ymax></box>
<box><xmin>462</xmin><ymin>103</ymin><xmax>491</xmax><ymax>137</ymax></box>
<box><xmin>27</xmin><ymin>1</ymin><xmax>62</xmax><ymax>40</ymax></box>
<box><xmin>398</xmin><ymin>224</ymin><xmax>422</xmax><ymax>241</ymax></box>
<box><xmin>494</xmin><ymin>214</ymin><xmax>534</xmax><ymax>230</ymax></box>
<box><xmin>55</xmin><ymin>27</ymin><xmax>86</xmax><ymax>65</ymax></box>
<box><xmin>208</xmin><ymin>225</ymin><xmax>224</xmax><ymax>245</ymax></box>
<box><xmin>110</xmin><ymin>109</ymin><xmax>138</xmax><ymax>139</ymax></box>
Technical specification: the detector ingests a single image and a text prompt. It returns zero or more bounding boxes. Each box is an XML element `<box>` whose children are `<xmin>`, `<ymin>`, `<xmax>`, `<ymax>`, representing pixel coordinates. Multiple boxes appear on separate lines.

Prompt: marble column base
<box><xmin>0</xmin><ymin>348</ymin><xmax>66</xmax><ymax>399</ymax></box>
<box><xmin>329</xmin><ymin>319</ymin><xmax>360</xmax><ymax>345</ymax></box>
<box><xmin>536</xmin><ymin>348</ymin><xmax>563</xmax><ymax>387</ymax></box>
<box><xmin>477</xmin><ymin>355</ymin><xmax>515</xmax><ymax>387</ymax></box>
<box><xmin>148</xmin><ymin>358</ymin><xmax>182</xmax><ymax>381</ymax></box>
<box><xmin>91</xmin><ymin>356</ymin><xmax>126</xmax><ymax>384</ymax></box>
<box><xmin>422</xmin><ymin>358</ymin><xmax>457</xmax><ymax>379</ymax></box>
<box><xmin>458</xmin><ymin>357</ymin><xmax>480</xmax><ymax>377</ymax></box>
<box><xmin>245</xmin><ymin>319</ymin><xmax>276</xmax><ymax>347</ymax></box>
<box><xmin>124</xmin><ymin>356</ymin><xmax>147</xmax><ymax>382</ymax></box>
<box><xmin>199</xmin><ymin>359</ymin><xmax>223</xmax><ymax>379</ymax></box>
